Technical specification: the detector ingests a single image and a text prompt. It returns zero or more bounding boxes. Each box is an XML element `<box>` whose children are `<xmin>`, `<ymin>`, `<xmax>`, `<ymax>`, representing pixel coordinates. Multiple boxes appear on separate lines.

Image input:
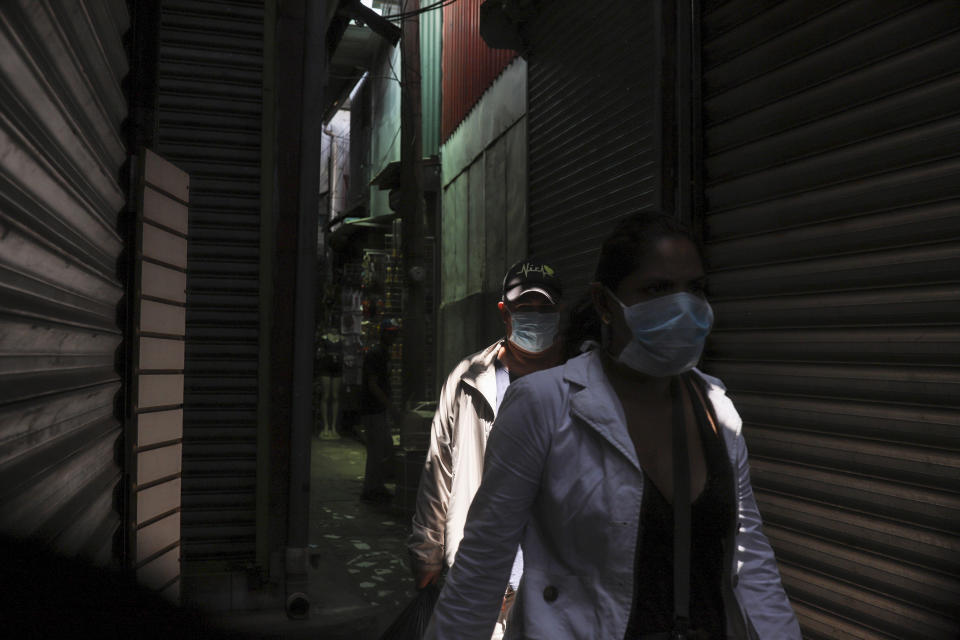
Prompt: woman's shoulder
<box><xmin>692</xmin><ymin>368</ymin><xmax>743</xmax><ymax>437</ymax></box>
<box><xmin>514</xmin><ymin>352</ymin><xmax>591</xmax><ymax>395</ymax></box>
<box><xmin>692</xmin><ymin>367</ymin><xmax>727</xmax><ymax>391</ymax></box>
<box><xmin>508</xmin><ymin>364</ymin><xmax>568</xmax><ymax>401</ymax></box>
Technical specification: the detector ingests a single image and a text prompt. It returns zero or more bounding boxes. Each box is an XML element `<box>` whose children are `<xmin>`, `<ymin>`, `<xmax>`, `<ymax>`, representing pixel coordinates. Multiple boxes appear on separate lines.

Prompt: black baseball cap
<box><xmin>502</xmin><ymin>260</ymin><xmax>563</xmax><ymax>304</ymax></box>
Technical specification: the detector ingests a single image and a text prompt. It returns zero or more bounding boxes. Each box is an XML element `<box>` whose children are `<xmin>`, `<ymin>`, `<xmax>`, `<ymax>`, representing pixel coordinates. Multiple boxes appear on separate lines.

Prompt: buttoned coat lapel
<box><xmin>564</xmin><ymin>351</ymin><xmax>643</xmax><ymax>473</ymax></box>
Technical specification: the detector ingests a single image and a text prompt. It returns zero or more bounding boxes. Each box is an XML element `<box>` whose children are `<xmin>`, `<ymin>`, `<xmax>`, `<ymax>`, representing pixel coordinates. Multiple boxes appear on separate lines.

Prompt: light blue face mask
<box><xmin>608</xmin><ymin>290</ymin><xmax>714</xmax><ymax>376</ymax></box>
<box><xmin>508</xmin><ymin>310</ymin><xmax>560</xmax><ymax>353</ymax></box>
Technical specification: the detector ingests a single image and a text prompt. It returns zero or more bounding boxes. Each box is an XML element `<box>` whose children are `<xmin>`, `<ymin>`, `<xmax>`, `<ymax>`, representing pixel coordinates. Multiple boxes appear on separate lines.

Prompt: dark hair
<box><xmin>593</xmin><ymin>211</ymin><xmax>699</xmax><ymax>291</ymax></box>
<box><xmin>562</xmin><ymin>211</ymin><xmax>701</xmax><ymax>357</ymax></box>
<box><xmin>562</xmin><ymin>293</ymin><xmax>603</xmax><ymax>361</ymax></box>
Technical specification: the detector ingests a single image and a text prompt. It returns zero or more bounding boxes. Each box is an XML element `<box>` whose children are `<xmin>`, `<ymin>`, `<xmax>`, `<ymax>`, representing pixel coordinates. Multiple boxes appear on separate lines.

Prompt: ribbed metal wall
<box><xmin>442</xmin><ymin>0</ymin><xmax>516</xmax><ymax>142</ymax></box>
<box><xmin>421</xmin><ymin>5</ymin><xmax>442</xmax><ymax>157</ymax></box>
<box><xmin>527</xmin><ymin>0</ymin><xmax>657</xmax><ymax>302</ymax></box>
<box><xmin>0</xmin><ymin>0</ymin><xmax>129</xmax><ymax>564</ymax></box>
<box><xmin>699</xmin><ymin>2</ymin><xmax>960</xmax><ymax>638</ymax></box>
<box><xmin>156</xmin><ymin>0</ymin><xmax>263</xmax><ymax>565</ymax></box>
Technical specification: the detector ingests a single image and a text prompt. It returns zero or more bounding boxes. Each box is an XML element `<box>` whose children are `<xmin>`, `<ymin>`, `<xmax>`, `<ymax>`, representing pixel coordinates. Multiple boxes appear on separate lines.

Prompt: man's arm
<box><xmin>425</xmin><ymin>376</ymin><xmax>551</xmax><ymax>639</ymax></box>
<box><xmin>407</xmin><ymin>366</ymin><xmax>462</xmax><ymax>587</ymax></box>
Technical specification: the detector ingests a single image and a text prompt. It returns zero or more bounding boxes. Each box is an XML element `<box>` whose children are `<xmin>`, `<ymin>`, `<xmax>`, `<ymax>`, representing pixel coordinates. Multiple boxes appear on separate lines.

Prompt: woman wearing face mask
<box><xmin>424</xmin><ymin>213</ymin><xmax>801</xmax><ymax>640</ymax></box>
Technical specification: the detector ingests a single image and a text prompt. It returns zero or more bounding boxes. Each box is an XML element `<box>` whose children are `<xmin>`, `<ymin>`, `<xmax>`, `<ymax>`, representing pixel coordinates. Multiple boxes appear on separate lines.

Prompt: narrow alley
<box><xmin>2</xmin><ymin>1</ymin><xmax>959</xmax><ymax>638</ymax></box>
<box><xmin>307</xmin><ymin>435</ymin><xmax>418</xmax><ymax>636</ymax></box>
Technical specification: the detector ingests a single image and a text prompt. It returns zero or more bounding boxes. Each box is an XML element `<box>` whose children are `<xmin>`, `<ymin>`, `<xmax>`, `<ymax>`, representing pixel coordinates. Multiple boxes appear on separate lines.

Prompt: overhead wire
<box><xmin>381</xmin><ymin>0</ymin><xmax>461</xmax><ymax>22</ymax></box>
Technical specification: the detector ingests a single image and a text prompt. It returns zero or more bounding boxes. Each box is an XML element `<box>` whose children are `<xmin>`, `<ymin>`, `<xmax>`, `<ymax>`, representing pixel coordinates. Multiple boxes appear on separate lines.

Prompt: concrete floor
<box><xmin>211</xmin><ymin>435</ymin><xmax>419</xmax><ymax>639</ymax></box>
<box><xmin>308</xmin><ymin>435</ymin><xmax>418</xmax><ymax>634</ymax></box>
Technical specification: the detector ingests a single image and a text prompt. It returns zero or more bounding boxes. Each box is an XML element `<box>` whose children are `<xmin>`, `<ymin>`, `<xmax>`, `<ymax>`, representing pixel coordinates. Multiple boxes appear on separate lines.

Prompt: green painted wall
<box><xmin>437</xmin><ymin>61</ymin><xmax>528</xmax><ymax>380</ymax></box>
<box><xmin>369</xmin><ymin>44</ymin><xmax>402</xmax><ymax>218</ymax></box>
<box><xmin>421</xmin><ymin>7</ymin><xmax>442</xmax><ymax>158</ymax></box>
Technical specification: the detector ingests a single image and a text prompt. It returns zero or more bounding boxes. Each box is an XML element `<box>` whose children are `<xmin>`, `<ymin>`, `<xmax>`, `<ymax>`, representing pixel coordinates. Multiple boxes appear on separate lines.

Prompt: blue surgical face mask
<box><xmin>607</xmin><ymin>290</ymin><xmax>714</xmax><ymax>376</ymax></box>
<box><xmin>508</xmin><ymin>310</ymin><xmax>560</xmax><ymax>353</ymax></box>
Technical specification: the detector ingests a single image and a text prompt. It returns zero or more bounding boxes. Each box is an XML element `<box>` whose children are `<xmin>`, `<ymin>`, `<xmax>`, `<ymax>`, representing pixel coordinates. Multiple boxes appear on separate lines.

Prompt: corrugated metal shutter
<box><xmin>527</xmin><ymin>0</ymin><xmax>658</xmax><ymax>301</ymax></box>
<box><xmin>156</xmin><ymin>0</ymin><xmax>263</xmax><ymax>567</ymax></box>
<box><xmin>698</xmin><ymin>2</ymin><xmax>960</xmax><ymax>638</ymax></box>
<box><xmin>0</xmin><ymin>0</ymin><xmax>129</xmax><ymax>564</ymax></box>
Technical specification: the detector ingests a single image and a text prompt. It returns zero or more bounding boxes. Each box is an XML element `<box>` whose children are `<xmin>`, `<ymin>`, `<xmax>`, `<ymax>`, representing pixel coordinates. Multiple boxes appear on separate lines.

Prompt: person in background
<box><xmin>424</xmin><ymin>212</ymin><xmax>801</xmax><ymax>640</ymax></box>
<box><xmin>408</xmin><ymin>259</ymin><xmax>565</xmax><ymax>640</ymax></box>
<box><xmin>315</xmin><ymin>326</ymin><xmax>343</xmax><ymax>439</ymax></box>
<box><xmin>360</xmin><ymin>318</ymin><xmax>401</xmax><ymax>502</ymax></box>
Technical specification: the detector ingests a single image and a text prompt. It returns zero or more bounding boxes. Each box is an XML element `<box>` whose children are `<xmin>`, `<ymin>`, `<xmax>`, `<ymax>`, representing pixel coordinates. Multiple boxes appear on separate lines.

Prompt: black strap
<box><xmin>671</xmin><ymin>376</ymin><xmax>691</xmax><ymax>640</ymax></box>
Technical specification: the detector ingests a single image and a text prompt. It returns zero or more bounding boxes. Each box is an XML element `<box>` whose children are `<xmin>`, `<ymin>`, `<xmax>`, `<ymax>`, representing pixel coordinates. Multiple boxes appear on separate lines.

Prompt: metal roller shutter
<box><xmin>698</xmin><ymin>2</ymin><xmax>960</xmax><ymax>638</ymax></box>
<box><xmin>156</xmin><ymin>0</ymin><xmax>263</xmax><ymax>567</ymax></box>
<box><xmin>527</xmin><ymin>0</ymin><xmax>658</xmax><ymax>300</ymax></box>
<box><xmin>0</xmin><ymin>0</ymin><xmax>129</xmax><ymax>563</ymax></box>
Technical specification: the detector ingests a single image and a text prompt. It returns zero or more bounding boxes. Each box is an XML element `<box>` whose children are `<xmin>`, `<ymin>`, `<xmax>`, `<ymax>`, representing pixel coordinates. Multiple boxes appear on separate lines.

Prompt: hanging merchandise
<box><xmin>340</xmin><ymin>288</ymin><xmax>363</xmax><ymax>336</ymax></box>
<box><xmin>340</xmin><ymin>261</ymin><xmax>366</xmax><ymax>387</ymax></box>
<box><xmin>381</xmin><ymin>233</ymin><xmax>404</xmax><ymax>410</ymax></box>
<box><xmin>341</xmin><ymin>334</ymin><xmax>364</xmax><ymax>387</ymax></box>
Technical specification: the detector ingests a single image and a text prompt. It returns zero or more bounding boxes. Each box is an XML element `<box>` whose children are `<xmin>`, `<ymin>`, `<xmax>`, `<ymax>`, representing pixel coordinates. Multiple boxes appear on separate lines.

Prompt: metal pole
<box><xmin>400</xmin><ymin>0</ymin><xmax>426</xmax><ymax>406</ymax></box>
<box><xmin>286</xmin><ymin>0</ymin><xmax>325</xmax><ymax>617</ymax></box>
<box><xmin>257</xmin><ymin>0</ymin><xmax>278</xmax><ymax>577</ymax></box>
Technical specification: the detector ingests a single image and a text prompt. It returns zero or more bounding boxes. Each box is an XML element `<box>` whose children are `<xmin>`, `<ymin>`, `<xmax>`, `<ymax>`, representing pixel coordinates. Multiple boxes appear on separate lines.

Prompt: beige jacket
<box><xmin>408</xmin><ymin>340</ymin><xmax>503</xmax><ymax>572</ymax></box>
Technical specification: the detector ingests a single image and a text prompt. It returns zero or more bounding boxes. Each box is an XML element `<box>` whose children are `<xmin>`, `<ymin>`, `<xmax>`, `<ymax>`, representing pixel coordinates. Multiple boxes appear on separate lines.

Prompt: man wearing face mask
<box><xmin>407</xmin><ymin>259</ymin><xmax>564</xmax><ymax>639</ymax></box>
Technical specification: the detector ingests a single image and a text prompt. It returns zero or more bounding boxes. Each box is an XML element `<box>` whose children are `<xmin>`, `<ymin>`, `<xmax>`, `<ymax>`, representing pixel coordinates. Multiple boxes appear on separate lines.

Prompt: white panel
<box><xmin>141</xmin><ymin>261</ymin><xmax>187</xmax><ymax>304</ymax></box>
<box><xmin>136</xmin><ymin>409</ymin><xmax>183</xmax><ymax>447</ymax></box>
<box><xmin>137</xmin><ymin>374</ymin><xmax>184</xmax><ymax>409</ymax></box>
<box><xmin>142</xmin><ymin>185</ymin><xmax>188</xmax><ymax>234</ymax></box>
<box><xmin>136</xmin><ymin>545</ymin><xmax>180</xmax><ymax>591</ymax></box>
<box><xmin>142</xmin><ymin>223</ymin><xmax>188</xmax><ymax>269</ymax></box>
<box><xmin>136</xmin><ymin>443</ymin><xmax>182</xmax><ymax>485</ymax></box>
<box><xmin>139</xmin><ymin>337</ymin><xmax>185</xmax><ymax>370</ymax></box>
<box><xmin>136</xmin><ymin>409</ymin><xmax>183</xmax><ymax>448</ymax></box>
<box><xmin>136</xmin><ymin>511</ymin><xmax>181</xmax><ymax>564</ymax></box>
<box><xmin>140</xmin><ymin>299</ymin><xmax>185</xmax><ymax>336</ymax></box>
<box><xmin>144</xmin><ymin>149</ymin><xmax>189</xmax><ymax>202</ymax></box>
<box><xmin>137</xmin><ymin>478</ymin><xmax>181</xmax><ymax>523</ymax></box>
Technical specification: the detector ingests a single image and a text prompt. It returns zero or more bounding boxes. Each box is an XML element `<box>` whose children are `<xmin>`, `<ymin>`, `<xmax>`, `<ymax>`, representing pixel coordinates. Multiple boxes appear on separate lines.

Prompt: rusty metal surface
<box><xmin>441</xmin><ymin>0</ymin><xmax>517</xmax><ymax>142</ymax></box>
<box><xmin>699</xmin><ymin>2</ymin><xmax>960</xmax><ymax>638</ymax></box>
